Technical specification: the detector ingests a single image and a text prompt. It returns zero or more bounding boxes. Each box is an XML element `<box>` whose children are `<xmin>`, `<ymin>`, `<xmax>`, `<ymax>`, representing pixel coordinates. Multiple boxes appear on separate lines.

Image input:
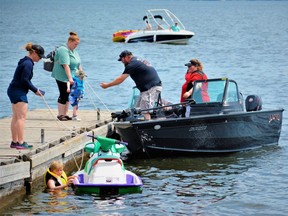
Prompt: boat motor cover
<box><xmin>245</xmin><ymin>95</ymin><xmax>262</xmax><ymax>111</ymax></box>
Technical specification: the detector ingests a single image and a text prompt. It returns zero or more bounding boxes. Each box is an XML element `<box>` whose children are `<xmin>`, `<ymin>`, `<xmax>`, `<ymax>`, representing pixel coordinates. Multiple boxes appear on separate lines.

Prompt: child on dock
<box><xmin>68</xmin><ymin>69</ymin><xmax>86</xmax><ymax>121</ymax></box>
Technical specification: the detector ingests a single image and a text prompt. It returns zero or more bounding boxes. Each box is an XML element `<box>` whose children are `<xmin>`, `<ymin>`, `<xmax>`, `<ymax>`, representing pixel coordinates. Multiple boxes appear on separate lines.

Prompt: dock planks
<box><xmin>0</xmin><ymin>108</ymin><xmax>113</xmax><ymax>201</ymax></box>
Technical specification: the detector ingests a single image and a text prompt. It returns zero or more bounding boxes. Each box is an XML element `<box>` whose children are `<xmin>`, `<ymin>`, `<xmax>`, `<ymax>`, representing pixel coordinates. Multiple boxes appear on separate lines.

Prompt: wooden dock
<box><xmin>0</xmin><ymin>108</ymin><xmax>113</xmax><ymax>204</ymax></box>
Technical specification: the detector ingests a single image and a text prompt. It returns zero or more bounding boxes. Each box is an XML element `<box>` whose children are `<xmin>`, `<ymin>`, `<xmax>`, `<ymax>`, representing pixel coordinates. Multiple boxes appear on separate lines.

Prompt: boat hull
<box><xmin>114</xmin><ymin>109</ymin><xmax>283</xmax><ymax>157</ymax></box>
<box><xmin>112</xmin><ymin>30</ymin><xmax>138</xmax><ymax>42</ymax></box>
<box><xmin>74</xmin><ymin>183</ymin><xmax>142</xmax><ymax>195</ymax></box>
<box><xmin>73</xmin><ymin>170</ymin><xmax>142</xmax><ymax>195</ymax></box>
<box><xmin>125</xmin><ymin>30</ymin><xmax>194</xmax><ymax>44</ymax></box>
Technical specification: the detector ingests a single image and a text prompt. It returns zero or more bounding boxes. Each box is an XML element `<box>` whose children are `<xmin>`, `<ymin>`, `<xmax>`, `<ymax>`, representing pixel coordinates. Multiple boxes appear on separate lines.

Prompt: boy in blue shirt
<box><xmin>67</xmin><ymin>70</ymin><xmax>86</xmax><ymax>121</ymax></box>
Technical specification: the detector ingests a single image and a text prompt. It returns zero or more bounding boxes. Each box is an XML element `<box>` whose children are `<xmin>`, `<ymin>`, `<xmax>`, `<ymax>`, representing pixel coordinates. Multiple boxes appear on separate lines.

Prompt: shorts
<box><xmin>69</xmin><ymin>89</ymin><xmax>83</xmax><ymax>107</ymax></box>
<box><xmin>69</xmin><ymin>95</ymin><xmax>80</xmax><ymax>107</ymax></box>
<box><xmin>56</xmin><ymin>80</ymin><xmax>70</xmax><ymax>104</ymax></box>
<box><xmin>136</xmin><ymin>86</ymin><xmax>162</xmax><ymax>111</ymax></box>
<box><xmin>7</xmin><ymin>87</ymin><xmax>28</xmax><ymax>104</ymax></box>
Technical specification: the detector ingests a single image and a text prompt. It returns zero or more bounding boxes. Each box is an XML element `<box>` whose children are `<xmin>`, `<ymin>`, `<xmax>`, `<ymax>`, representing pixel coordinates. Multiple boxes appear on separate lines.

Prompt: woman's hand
<box><xmin>69</xmin><ymin>78</ymin><xmax>74</xmax><ymax>85</ymax></box>
<box><xmin>35</xmin><ymin>89</ymin><xmax>44</xmax><ymax>96</ymax></box>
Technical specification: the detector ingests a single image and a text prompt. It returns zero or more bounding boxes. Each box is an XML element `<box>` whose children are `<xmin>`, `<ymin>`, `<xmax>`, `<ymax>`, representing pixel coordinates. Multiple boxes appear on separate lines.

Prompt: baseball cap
<box><xmin>185</xmin><ymin>59</ymin><xmax>199</xmax><ymax>67</ymax></box>
<box><xmin>32</xmin><ymin>45</ymin><xmax>45</xmax><ymax>59</ymax></box>
<box><xmin>118</xmin><ymin>50</ymin><xmax>132</xmax><ymax>61</ymax></box>
<box><xmin>75</xmin><ymin>70</ymin><xmax>87</xmax><ymax>78</ymax></box>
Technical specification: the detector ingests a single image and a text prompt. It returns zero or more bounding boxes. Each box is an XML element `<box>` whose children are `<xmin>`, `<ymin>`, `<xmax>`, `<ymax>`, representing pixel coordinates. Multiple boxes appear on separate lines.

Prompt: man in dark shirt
<box><xmin>100</xmin><ymin>50</ymin><xmax>162</xmax><ymax>120</ymax></box>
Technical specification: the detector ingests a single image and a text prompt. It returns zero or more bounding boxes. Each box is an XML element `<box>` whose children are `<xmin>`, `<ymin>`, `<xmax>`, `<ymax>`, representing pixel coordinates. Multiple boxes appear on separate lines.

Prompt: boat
<box><xmin>112</xmin><ymin>30</ymin><xmax>139</xmax><ymax>42</ymax></box>
<box><xmin>72</xmin><ymin>135</ymin><xmax>143</xmax><ymax>195</ymax></box>
<box><xmin>111</xmin><ymin>78</ymin><xmax>284</xmax><ymax>158</ymax></box>
<box><xmin>112</xmin><ymin>9</ymin><xmax>195</xmax><ymax>44</ymax></box>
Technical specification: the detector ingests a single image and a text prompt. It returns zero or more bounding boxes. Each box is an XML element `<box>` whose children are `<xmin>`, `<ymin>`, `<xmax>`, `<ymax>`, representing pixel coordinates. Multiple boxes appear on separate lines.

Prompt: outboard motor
<box><xmin>245</xmin><ymin>95</ymin><xmax>262</xmax><ymax>112</ymax></box>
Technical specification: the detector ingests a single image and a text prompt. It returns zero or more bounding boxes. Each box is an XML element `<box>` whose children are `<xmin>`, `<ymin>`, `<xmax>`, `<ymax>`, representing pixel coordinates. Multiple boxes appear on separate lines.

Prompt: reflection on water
<box><xmin>4</xmin><ymin>190</ymin><xmax>75</xmax><ymax>214</ymax></box>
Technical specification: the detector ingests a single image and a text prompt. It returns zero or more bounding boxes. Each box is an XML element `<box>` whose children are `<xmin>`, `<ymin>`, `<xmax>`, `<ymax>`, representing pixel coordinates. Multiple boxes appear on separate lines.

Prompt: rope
<box><xmin>38</xmin><ymin>81</ymin><xmax>113</xmax><ymax>173</ymax></box>
<box><xmin>40</xmin><ymin>95</ymin><xmax>75</xmax><ymax>131</ymax></box>
<box><xmin>72</xmin><ymin>144</ymin><xmax>85</xmax><ymax>172</ymax></box>
<box><xmin>85</xmin><ymin>80</ymin><xmax>111</xmax><ymax>112</ymax></box>
<box><xmin>39</xmin><ymin>94</ymin><xmax>87</xmax><ymax>172</ymax></box>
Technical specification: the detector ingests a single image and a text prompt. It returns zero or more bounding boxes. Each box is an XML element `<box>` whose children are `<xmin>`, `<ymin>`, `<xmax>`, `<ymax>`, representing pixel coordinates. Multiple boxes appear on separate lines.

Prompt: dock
<box><xmin>0</xmin><ymin>109</ymin><xmax>113</xmax><ymax>206</ymax></box>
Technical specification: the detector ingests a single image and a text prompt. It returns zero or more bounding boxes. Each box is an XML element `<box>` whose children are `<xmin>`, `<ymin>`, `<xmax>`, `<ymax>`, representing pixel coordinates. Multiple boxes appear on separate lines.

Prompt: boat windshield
<box><xmin>144</xmin><ymin>9</ymin><xmax>186</xmax><ymax>30</ymax></box>
<box><xmin>127</xmin><ymin>78</ymin><xmax>241</xmax><ymax>109</ymax></box>
<box><xmin>191</xmin><ymin>78</ymin><xmax>240</xmax><ymax>104</ymax></box>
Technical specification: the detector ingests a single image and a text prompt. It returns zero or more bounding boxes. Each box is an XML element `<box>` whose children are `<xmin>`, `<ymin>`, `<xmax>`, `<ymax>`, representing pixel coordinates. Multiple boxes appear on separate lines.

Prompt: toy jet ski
<box><xmin>72</xmin><ymin>135</ymin><xmax>143</xmax><ymax>195</ymax></box>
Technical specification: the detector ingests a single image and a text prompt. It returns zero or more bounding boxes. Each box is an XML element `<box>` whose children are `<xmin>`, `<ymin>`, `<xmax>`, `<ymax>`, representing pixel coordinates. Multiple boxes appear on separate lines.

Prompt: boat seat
<box><xmin>88</xmin><ymin>159</ymin><xmax>126</xmax><ymax>184</ymax></box>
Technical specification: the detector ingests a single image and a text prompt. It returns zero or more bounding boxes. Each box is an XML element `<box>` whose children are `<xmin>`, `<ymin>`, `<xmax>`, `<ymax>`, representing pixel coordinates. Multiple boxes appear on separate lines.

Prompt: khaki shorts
<box><xmin>136</xmin><ymin>86</ymin><xmax>162</xmax><ymax>112</ymax></box>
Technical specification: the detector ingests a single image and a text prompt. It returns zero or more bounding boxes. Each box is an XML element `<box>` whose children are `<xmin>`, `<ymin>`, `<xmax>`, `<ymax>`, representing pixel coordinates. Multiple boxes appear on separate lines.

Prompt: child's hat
<box><xmin>76</xmin><ymin>70</ymin><xmax>87</xmax><ymax>78</ymax></box>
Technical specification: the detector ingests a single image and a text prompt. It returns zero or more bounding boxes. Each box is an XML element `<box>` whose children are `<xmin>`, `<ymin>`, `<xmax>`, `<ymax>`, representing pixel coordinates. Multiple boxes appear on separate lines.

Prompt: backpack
<box><xmin>43</xmin><ymin>46</ymin><xmax>62</xmax><ymax>72</ymax></box>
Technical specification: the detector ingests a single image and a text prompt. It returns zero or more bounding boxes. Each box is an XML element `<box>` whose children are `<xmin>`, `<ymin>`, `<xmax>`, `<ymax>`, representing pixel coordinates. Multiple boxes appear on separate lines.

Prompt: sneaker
<box><xmin>72</xmin><ymin>116</ymin><xmax>81</xmax><ymax>121</ymax></box>
<box><xmin>10</xmin><ymin>141</ymin><xmax>19</xmax><ymax>148</ymax></box>
<box><xmin>16</xmin><ymin>142</ymin><xmax>33</xmax><ymax>150</ymax></box>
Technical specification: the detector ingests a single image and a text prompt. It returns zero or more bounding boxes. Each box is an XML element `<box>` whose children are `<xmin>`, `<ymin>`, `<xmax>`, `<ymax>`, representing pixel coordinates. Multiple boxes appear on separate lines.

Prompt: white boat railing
<box><xmin>145</xmin><ymin>9</ymin><xmax>186</xmax><ymax>31</ymax></box>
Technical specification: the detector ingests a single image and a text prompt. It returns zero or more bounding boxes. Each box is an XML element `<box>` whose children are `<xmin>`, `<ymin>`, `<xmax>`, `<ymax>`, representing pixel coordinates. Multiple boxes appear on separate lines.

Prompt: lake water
<box><xmin>1</xmin><ymin>0</ymin><xmax>288</xmax><ymax>215</ymax></box>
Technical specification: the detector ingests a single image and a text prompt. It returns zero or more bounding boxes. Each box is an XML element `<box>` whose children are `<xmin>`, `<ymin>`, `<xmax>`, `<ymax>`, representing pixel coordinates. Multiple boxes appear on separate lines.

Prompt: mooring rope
<box><xmin>38</xmin><ymin>81</ymin><xmax>113</xmax><ymax>172</ymax></box>
<box><xmin>85</xmin><ymin>80</ymin><xmax>111</xmax><ymax>112</ymax></box>
<box><xmin>38</xmin><ymin>94</ymin><xmax>88</xmax><ymax>172</ymax></box>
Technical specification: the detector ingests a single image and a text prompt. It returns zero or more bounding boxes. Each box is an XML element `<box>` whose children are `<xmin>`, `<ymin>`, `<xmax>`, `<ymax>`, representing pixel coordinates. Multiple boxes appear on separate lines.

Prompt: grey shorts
<box><xmin>136</xmin><ymin>86</ymin><xmax>162</xmax><ymax>111</ymax></box>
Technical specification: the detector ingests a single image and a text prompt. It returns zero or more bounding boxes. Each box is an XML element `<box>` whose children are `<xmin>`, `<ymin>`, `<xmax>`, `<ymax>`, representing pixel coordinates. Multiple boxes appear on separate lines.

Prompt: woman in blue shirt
<box><xmin>7</xmin><ymin>42</ymin><xmax>45</xmax><ymax>149</ymax></box>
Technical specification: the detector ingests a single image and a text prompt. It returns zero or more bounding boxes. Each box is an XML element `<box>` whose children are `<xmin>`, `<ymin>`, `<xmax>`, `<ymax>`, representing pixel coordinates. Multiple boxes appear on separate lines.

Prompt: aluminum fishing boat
<box><xmin>111</xmin><ymin>78</ymin><xmax>284</xmax><ymax>158</ymax></box>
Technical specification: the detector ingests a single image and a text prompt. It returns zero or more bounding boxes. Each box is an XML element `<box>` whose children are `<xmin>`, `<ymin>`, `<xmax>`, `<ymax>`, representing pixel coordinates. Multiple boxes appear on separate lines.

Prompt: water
<box><xmin>1</xmin><ymin>0</ymin><xmax>288</xmax><ymax>215</ymax></box>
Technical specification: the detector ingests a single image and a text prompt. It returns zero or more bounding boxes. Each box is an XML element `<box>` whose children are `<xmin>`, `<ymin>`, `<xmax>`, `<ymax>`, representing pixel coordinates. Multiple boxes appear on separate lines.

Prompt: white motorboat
<box><xmin>113</xmin><ymin>9</ymin><xmax>195</xmax><ymax>44</ymax></box>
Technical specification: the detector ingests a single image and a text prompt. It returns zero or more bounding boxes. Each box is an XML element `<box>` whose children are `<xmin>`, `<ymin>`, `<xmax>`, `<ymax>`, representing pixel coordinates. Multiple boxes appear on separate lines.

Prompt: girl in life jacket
<box><xmin>181</xmin><ymin>59</ymin><xmax>210</xmax><ymax>103</ymax></box>
<box><xmin>44</xmin><ymin>161</ymin><xmax>77</xmax><ymax>191</ymax></box>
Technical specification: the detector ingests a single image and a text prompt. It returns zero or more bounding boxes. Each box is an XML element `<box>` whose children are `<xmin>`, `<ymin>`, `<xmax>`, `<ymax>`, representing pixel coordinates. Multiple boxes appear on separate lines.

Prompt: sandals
<box><xmin>57</xmin><ymin>115</ymin><xmax>73</xmax><ymax>121</ymax></box>
<box><xmin>57</xmin><ymin>115</ymin><xmax>69</xmax><ymax>121</ymax></box>
<box><xmin>65</xmin><ymin>115</ymin><xmax>72</xmax><ymax>120</ymax></box>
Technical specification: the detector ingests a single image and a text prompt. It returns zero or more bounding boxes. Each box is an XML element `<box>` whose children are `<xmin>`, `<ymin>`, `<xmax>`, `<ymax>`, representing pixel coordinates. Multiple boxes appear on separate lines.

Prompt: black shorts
<box><xmin>56</xmin><ymin>80</ymin><xmax>70</xmax><ymax>104</ymax></box>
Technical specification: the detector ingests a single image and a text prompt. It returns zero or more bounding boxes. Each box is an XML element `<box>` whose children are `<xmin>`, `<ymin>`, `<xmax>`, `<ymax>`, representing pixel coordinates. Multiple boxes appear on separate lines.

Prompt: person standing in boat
<box><xmin>181</xmin><ymin>59</ymin><xmax>210</xmax><ymax>103</ymax></box>
<box><xmin>51</xmin><ymin>32</ymin><xmax>84</xmax><ymax>121</ymax></box>
<box><xmin>7</xmin><ymin>42</ymin><xmax>45</xmax><ymax>149</ymax></box>
<box><xmin>100</xmin><ymin>50</ymin><xmax>162</xmax><ymax>120</ymax></box>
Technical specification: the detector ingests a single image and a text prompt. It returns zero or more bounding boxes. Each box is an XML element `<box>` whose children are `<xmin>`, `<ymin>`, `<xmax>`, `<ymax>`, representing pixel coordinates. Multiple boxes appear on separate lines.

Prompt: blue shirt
<box><xmin>8</xmin><ymin>56</ymin><xmax>37</xmax><ymax>93</ymax></box>
<box><xmin>70</xmin><ymin>76</ymin><xmax>84</xmax><ymax>99</ymax></box>
<box><xmin>171</xmin><ymin>25</ymin><xmax>180</xmax><ymax>32</ymax></box>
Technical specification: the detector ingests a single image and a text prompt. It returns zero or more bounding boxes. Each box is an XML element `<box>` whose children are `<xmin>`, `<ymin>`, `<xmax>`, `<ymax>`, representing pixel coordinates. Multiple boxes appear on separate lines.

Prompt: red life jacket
<box><xmin>180</xmin><ymin>70</ymin><xmax>209</xmax><ymax>102</ymax></box>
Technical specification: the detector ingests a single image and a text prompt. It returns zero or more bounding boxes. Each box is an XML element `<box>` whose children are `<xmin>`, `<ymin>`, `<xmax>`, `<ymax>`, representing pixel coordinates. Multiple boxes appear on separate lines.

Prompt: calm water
<box><xmin>1</xmin><ymin>0</ymin><xmax>288</xmax><ymax>215</ymax></box>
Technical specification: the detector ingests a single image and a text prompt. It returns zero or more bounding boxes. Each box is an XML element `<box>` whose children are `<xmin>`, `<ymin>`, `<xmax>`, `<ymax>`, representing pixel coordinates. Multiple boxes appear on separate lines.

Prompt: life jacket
<box><xmin>44</xmin><ymin>168</ymin><xmax>68</xmax><ymax>190</ymax></box>
<box><xmin>180</xmin><ymin>70</ymin><xmax>209</xmax><ymax>102</ymax></box>
<box><xmin>70</xmin><ymin>76</ymin><xmax>84</xmax><ymax>98</ymax></box>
